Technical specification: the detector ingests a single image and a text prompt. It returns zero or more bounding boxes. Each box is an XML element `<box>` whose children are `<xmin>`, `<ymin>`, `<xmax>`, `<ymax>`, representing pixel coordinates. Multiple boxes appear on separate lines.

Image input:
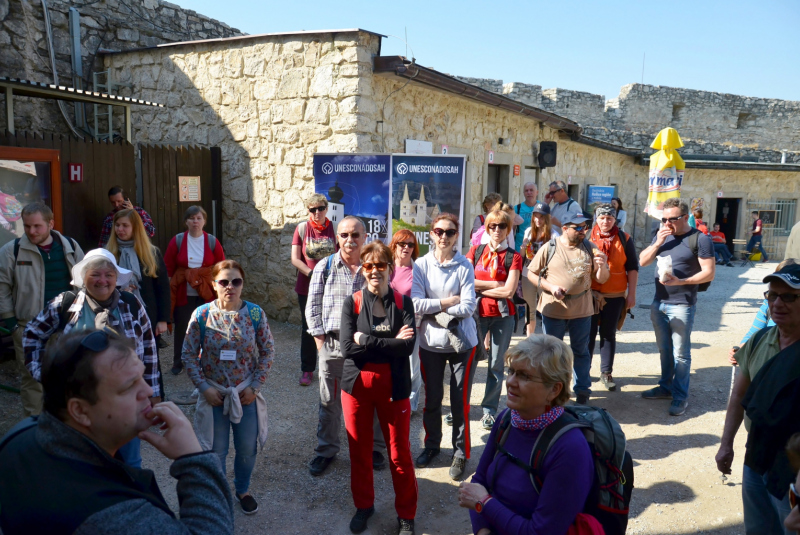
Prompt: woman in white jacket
<box><xmin>411</xmin><ymin>213</ymin><xmax>478</xmax><ymax>481</ymax></box>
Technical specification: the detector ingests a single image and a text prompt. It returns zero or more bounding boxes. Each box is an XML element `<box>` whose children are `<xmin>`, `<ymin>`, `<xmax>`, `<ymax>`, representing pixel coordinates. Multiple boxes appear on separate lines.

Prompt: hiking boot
<box><xmin>372</xmin><ymin>450</ymin><xmax>386</xmax><ymax>471</ymax></box>
<box><xmin>480</xmin><ymin>414</ymin><xmax>495</xmax><ymax>430</ymax></box>
<box><xmin>299</xmin><ymin>371</ymin><xmax>313</xmax><ymax>386</ymax></box>
<box><xmin>309</xmin><ymin>455</ymin><xmax>334</xmax><ymax>476</ymax></box>
<box><xmin>170</xmin><ymin>361</ymin><xmax>184</xmax><ymax>375</ymax></box>
<box><xmin>236</xmin><ymin>493</ymin><xmax>258</xmax><ymax>515</ymax></box>
<box><xmin>444</xmin><ymin>413</ymin><xmax>453</xmax><ymax>426</ymax></box>
<box><xmin>641</xmin><ymin>386</ymin><xmax>672</xmax><ymax>400</ymax></box>
<box><xmin>600</xmin><ymin>373</ymin><xmax>616</xmax><ymax>391</ymax></box>
<box><xmin>349</xmin><ymin>506</ymin><xmax>375</xmax><ymax>534</ymax></box>
<box><xmin>398</xmin><ymin>517</ymin><xmax>415</xmax><ymax>535</ymax></box>
<box><xmin>415</xmin><ymin>448</ymin><xmax>440</xmax><ymax>468</ymax></box>
<box><xmin>576</xmin><ymin>393</ymin><xmax>590</xmax><ymax>405</ymax></box>
<box><xmin>449</xmin><ymin>456</ymin><xmax>467</xmax><ymax>480</ymax></box>
<box><xmin>669</xmin><ymin>400</ymin><xmax>688</xmax><ymax>416</ymax></box>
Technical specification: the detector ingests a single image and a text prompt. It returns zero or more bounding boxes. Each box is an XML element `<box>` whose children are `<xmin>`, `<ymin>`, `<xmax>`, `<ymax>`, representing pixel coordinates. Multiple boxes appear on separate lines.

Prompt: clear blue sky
<box><xmin>177</xmin><ymin>0</ymin><xmax>799</xmax><ymax>103</ymax></box>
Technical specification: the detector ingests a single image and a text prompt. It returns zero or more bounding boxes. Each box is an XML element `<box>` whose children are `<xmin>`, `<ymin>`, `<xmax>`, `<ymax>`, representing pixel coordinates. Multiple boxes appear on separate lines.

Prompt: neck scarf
<box><xmin>309</xmin><ymin>217</ymin><xmax>330</xmax><ymax>233</ymax></box>
<box><xmin>84</xmin><ymin>289</ymin><xmax>121</xmax><ymax>329</ymax></box>
<box><xmin>590</xmin><ymin>224</ymin><xmax>619</xmax><ymax>256</ymax></box>
<box><xmin>511</xmin><ymin>405</ymin><xmax>564</xmax><ymax>431</ymax></box>
<box><xmin>481</xmin><ymin>240</ymin><xmax>508</xmax><ymax>279</ymax></box>
<box><xmin>116</xmin><ymin>239</ymin><xmax>143</xmax><ymax>301</ymax></box>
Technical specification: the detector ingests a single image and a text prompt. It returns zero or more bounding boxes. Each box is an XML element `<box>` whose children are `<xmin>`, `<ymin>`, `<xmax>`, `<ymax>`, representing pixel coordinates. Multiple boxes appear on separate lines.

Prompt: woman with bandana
<box><xmin>466</xmin><ymin>209</ymin><xmax>523</xmax><ymax>432</ymax></box>
<box><xmin>588</xmin><ymin>203</ymin><xmax>639</xmax><ymax>391</ymax></box>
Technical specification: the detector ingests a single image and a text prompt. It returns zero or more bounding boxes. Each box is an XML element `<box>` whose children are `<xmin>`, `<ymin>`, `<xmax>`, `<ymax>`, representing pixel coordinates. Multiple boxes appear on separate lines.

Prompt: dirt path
<box><xmin>0</xmin><ymin>261</ymin><xmax>772</xmax><ymax>534</ymax></box>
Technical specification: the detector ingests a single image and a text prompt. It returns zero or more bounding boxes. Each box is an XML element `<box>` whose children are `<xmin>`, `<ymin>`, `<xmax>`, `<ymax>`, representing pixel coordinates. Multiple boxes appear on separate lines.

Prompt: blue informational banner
<box><xmin>313</xmin><ymin>154</ymin><xmax>392</xmax><ymax>243</ymax></box>
<box><xmin>389</xmin><ymin>154</ymin><xmax>466</xmax><ymax>255</ymax></box>
<box><xmin>586</xmin><ymin>185</ymin><xmax>616</xmax><ymax>217</ymax></box>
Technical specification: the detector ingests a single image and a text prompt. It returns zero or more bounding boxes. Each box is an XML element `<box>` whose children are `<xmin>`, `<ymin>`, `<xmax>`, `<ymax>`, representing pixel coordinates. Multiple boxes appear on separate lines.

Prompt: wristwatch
<box><xmin>475</xmin><ymin>495</ymin><xmax>492</xmax><ymax>513</ymax></box>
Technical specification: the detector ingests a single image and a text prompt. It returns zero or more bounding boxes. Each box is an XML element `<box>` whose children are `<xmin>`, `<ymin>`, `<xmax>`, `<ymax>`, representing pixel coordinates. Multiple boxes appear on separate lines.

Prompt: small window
<box><xmin>776</xmin><ymin>199</ymin><xmax>797</xmax><ymax>236</ymax></box>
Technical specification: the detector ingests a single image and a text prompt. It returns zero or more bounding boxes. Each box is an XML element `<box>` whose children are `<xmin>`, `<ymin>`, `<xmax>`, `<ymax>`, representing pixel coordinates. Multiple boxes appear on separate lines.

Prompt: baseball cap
<box><xmin>562</xmin><ymin>212</ymin><xmax>591</xmax><ymax>226</ymax></box>
<box><xmin>532</xmin><ymin>201</ymin><xmax>550</xmax><ymax>215</ymax></box>
<box><xmin>762</xmin><ymin>264</ymin><xmax>800</xmax><ymax>289</ymax></box>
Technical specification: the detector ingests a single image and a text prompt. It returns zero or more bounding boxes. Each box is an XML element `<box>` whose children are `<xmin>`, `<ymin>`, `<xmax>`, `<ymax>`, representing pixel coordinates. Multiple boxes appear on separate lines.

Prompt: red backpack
<box><xmin>353</xmin><ymin>289</ymin><xmax>405</xmax><ymax>314</ymax></box>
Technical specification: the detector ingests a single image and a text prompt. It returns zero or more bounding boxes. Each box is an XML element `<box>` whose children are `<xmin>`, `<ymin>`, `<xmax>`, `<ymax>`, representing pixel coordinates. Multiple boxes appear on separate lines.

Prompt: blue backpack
<box><xmin>195</xmin><ymin>301</ymin><xmax>263</xmax><ymax>345</ymax></box>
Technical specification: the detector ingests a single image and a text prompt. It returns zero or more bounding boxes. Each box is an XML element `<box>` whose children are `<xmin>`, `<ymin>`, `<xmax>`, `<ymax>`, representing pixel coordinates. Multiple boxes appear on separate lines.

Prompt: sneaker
<box><xmin>449</xmin><ymin>456</ymin><xmax>467</xmax><ymax>480</ymax></box>
<box><xmin>170</xmin><ymin>362</ymin><xmax>184</xmax><ymax>375</ymax></box>
<box><xmin>576</xmin><ymin>393</ymin><xmax>589</xmax><ymax>405</ymax></box>
<box><xmin>398</xmin><ymin>517</ymin><xmax>415</xmax><ymax>535</ymax></box>
<box><xmin>372</xmin><ymin>450</ymin><xmax>386</xmax><ymax>471</ymax></box>
<box><xmin>299</xmin><ymin>371</ymin><xmax>313</xmax><ymax>386</ymax></box>
<box><xmin>309</xmin><ymin>455</ymin><xmax>334</xmax><ymax>476</ymax></box>
<box><xmin>641</xmin><ymin>386</ymin><xmax>672</xmax><ymax>400</ymax></box>
<box><xmin>444</xmin><ymin>413</ymin><xmax>453</xmax><ymax>426</ymax></box>
<box><xmin>415</xmin><ymin>447</ymin><xmax>440</xmax><ymax>468</ymax></box>
<box><xmin>236</xmin><ymin>493</ymin><xmax>258</xmax><ymax>515</ymax></box>
<box><xmin>480</xmin><ymin>414</ymin><xmax>495</xmax><ymax>430</ymax></box>
<box><xmin>725</xmin><ymin>262</ymin><xmax>735</xmax><ymax>267</ymax></box>
<box><xmin>349</xmin><ymin>507</ymin><xmax>375</xmax><ymax>534</ymax></box>
<box><xmin>600</xmin><ymin>373</ymin><xmax>616</xmax><ymax>391</ymax></box>
<box><xmin>669</xmin><ymin>400</ymin><xmax>688</xmax><ymax>416</ymax></box>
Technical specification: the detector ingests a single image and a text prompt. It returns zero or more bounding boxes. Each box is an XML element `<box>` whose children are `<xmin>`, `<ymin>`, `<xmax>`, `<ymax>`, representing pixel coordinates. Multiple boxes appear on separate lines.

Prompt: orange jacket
<box><xmin>170</xmin><ymin>265</ymin><xmax>216</xmax><ymax>317</ymax></box>
<box><xmin>591</xmin><ymin>232</ymin><xmax>629</xmax><ymax>294</ymax></box>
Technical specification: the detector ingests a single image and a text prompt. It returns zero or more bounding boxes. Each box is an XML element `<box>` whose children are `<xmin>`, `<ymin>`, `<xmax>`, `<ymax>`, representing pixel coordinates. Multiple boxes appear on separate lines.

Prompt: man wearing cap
<box><xmin>0</xmin><ymin>202</ymin><xmax>84</xmax><ymax>417</ymax></box>
<box><xmin>512</xmin><ymin>181</ymin><xmax>539</xmax><ymax>253</ymax></box>
<box><xmin>715</xmin><ymin>260</ymin><xmax>800</xmax><ymax>534</ymax></box>
<box><xmin>639</xmin><ymin>198</ymin><xmax>715</xmax><ymax>416</ymax></box>
<box><xmin>527</xmin><ymin>210</ymin><xmax>609</xmax><ymax>405</ymax></box>
<box><xmin>545</xmin><ymin>180</ymin><xmax>582</xmax><ymax>228</ymax></box>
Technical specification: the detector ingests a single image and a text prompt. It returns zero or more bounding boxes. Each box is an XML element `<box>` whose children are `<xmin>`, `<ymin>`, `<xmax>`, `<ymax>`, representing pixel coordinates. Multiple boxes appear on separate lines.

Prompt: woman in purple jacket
<box><xmin>457</xmin><ymin>334</ymin><xmax>595</xmax><ymax>535</ymax></box>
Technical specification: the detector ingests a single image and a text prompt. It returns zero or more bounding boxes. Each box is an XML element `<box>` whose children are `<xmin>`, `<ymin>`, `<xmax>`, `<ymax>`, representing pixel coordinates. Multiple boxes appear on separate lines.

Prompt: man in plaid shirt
<box><xmin>98</xmin><ymin>186</ymin><xmax>156</xmax><ymax>247</ymax></box>
<box><xmin>305</xmin><ymin>216</ymin><xmax>386</xmax><ymax>476</ymax></box>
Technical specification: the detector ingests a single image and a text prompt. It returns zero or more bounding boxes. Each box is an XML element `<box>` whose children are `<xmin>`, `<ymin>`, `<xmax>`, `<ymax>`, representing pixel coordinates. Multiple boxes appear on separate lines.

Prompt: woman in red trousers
<box><xmin>340</xmin><ymin>241</ymin><xmax>418</xmax><ymax>535</ymax></box>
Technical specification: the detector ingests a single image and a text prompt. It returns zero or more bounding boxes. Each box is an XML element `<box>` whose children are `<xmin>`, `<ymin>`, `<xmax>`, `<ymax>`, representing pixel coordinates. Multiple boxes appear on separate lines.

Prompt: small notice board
<box><xmin>179</xmin><ymin>176</ymin><xmax>201</xmax><ymax>202</ymax></box>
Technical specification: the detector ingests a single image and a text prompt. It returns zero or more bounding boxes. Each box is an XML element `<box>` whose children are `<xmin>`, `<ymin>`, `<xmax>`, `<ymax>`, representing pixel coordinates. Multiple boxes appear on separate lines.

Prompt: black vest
<box><xmin>0</xmin><ymin>417</ymin><xmax>174</xmax><ymax>534</ymax></box>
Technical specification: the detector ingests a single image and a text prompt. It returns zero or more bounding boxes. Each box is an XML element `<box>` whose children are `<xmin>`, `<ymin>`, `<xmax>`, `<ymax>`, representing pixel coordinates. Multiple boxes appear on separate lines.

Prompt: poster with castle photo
<box><xmin>389</xmin><ymin>154</ymin><xmax>466</xmax><ymax>255</ymax></box>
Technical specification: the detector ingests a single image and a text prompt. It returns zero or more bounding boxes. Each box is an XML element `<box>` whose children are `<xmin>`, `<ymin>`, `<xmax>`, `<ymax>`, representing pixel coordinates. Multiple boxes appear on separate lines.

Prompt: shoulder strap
<box><xmin>582</xmin><ymin>238</ymin><xmax>594</xmax><ymax>258</ymax></box>
<box><xmin>297</xmin><ymin>221</ymin><xmax>307</xmax><ymax>242</ymax></box>
<box><xmin>118</xmin><ymin>291</ymin><xmax>141</xmax><ymax>318</ymax></box>
<box><xmin>394</xmin><ymin>289</ymin><xmax>405</xmax><ymax>311</ymax></box>
<box><xmin>0</xmin><ymin>417</ymin><xmax>37</xmax><ymax>452</ymax></box>
<box><xmin>322</xmin><ymin>253</ymin><xmax>335</xmax><ymax>285</ymax></box>
<box><xmin>688</xmin><ymin>230</ymin><xmax>700</xmax><ymax>257</ymax></box>
<box><xmin>752</xmin><ymin>325</ymin><xmax>774</xmax><ymax>348</ymax></box>
<box><xmin>244</xmin><ymin>301</ymin><xmax>261</xmax><ymax>332</ymax></box>
<box><xmin>176</xmin><ymin>232</ymin><xmax>184</xmax><ymax>253</ymax></box>
<box><xmin>515</xmin><ymin>203</ymin><xmax>521</xmax><ymax>215</ymax></box>
<box><xmin>207</xmin><ymin>234</ymin><xmax>216</xmax><ymax>253</ymax></box>
<box><xmin>567</xmin><ymin>198</ymin><xmax>576</xmax><ymax>210</ymax></box>
<box><xmin>618</xmin><ymin>231</ymin><xmax>628</xmax><ymax>251</ymax></box>
<box><xmin>13</xmin><ymin>238</ymin><xmax>20</xmax><ymax>260</ymax></box>
<box><xmin>57</xmin><ymin>291</ymin><xmax>78</xmax><ymax>331</ymax></box>
<box><xmin>479</xmin><ymin>215</ymin><xmax>485</xmax><ymax>225</ymax></box>
<box><xmin>353</xmin><ymin>290</ymin><xmax>363</xmax><ymax>315</ymax></box>
<box><xmin>504</xmin><ymin>248</ymin><xmax>515</xmax><ymax>271</ymax></box>
<box><xmin>196</xmin><ymin>303</ymin><xmax>212</xmax><ymax>345</ymax></box>
<box><xmin>473</xmin><ymin>244</ymin><xmax>487</xmax><ymax>267</ymax></box>
<box><xmin>545</xmin><ymin>238</ymin><xmax>558</xmax><ymax>267</ymax></box>
<box><xmin>529</xmin><ymin>413</ymin><xmax>586</xmax><ymax>493</ymax></box>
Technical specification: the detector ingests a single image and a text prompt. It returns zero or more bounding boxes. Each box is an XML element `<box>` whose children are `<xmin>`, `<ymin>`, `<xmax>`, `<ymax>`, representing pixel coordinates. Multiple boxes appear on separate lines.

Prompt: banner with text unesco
<box><xmin>313</xmin><ymin>154</ymin><xmax>392</xmax><ymax>243</ymax></box>
<box><xmin>388</xmin><ymin>154</ymin><xmax>467</xmax><ymax>255</ymax></box>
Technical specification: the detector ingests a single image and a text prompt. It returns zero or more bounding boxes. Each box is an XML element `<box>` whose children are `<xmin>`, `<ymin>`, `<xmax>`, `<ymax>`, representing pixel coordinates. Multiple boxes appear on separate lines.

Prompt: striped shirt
<box><xmin>23</xmin><ymin>289</ymin><xmax>161</xmax><ymax>396</ymax></box>
<box><xmin>305</xmin><ymin>251</ymin><xmax>365</xmax><ymax>337</ymax></box>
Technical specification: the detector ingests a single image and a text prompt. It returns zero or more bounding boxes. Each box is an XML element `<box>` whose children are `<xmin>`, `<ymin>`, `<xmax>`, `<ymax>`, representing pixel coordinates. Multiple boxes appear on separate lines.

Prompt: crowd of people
<box><xmin>0</xmin><ymin>180</ymin><xmax>799</xmax><ymax>535</ymax></box>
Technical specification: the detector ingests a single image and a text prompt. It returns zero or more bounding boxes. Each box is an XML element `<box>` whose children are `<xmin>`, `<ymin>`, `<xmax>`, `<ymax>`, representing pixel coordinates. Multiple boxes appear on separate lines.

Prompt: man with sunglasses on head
<box><xmin>305</xmin><ymin>215</ymin><xmax>386</xmax><ymax>477</ymax></box>
<box><xmin>0</xmin><ymin>329</ymin><xmax>234</xmax><ymax>535</ymax></box>
<box><xmin>715</xmin><ymin>260</ymin><xmax>800</xmax><ymax>535</ymax></box>
<box><xmin>639</xmin><ymin>197</ymin><xmax>715</xmax><ymax>416</ymax></box>
<box><xmin>545</xmin><ymin>180</ymin><xmax>581</xmax><ymax>229</ymax></box>
<box><xmin>527</xmin><ymin>211</ymin><xmax>609</xmax><ymax>405</ymax></box>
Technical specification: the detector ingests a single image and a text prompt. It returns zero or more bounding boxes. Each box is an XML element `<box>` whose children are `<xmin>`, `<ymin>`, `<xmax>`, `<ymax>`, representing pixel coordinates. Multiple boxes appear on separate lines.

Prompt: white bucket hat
<box><xmin>71</xmin><ymin>248</ymin><xmax>133</xmax><ymax>288</ymax></box>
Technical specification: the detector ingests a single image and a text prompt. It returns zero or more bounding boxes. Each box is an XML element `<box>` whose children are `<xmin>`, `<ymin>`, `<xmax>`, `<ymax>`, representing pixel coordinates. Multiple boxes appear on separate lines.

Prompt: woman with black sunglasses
<box><xmin>291</xmin><ymin>193</ymin><xmax>337</xmax><ymax>386</ymax></box>
<box><xmin>411</xmin><ymin>213</ymin><xmax>478</xmax><ymax>481</ymax></box>
<box><xmin>182</xmin><ymin>259</ymin><xmax>274</xmax><ymax>516</ymax></box>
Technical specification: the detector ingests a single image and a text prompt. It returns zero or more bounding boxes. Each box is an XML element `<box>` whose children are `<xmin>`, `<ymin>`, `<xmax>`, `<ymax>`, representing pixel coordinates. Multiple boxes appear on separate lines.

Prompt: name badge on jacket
<box><xmin>219</xmin><ymin>350</ymin><xmax>237</xmax><ymax>361</ymax></box>
<box><xmin>16</xmin><ymin>261</ymin><xmax>32</xmax><ymax>266</ymax></box>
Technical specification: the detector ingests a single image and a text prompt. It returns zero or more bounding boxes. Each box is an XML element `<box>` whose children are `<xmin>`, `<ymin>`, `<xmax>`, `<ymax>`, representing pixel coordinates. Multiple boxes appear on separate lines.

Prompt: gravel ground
<box><xmin>0</xmin><ymin>260</ymin><xmax>775</xmax><ymax>534</ymax></box>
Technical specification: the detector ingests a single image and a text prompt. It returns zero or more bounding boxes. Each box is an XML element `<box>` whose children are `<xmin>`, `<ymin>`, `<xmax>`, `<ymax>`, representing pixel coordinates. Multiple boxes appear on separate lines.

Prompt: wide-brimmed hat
<box><xmin>71</xmin><ymin>249</ymin><xmax>132</xmax><ymax>288</ymax></box>
<box><xmin>763</xmin><ymin>264</ymin><xmax>800</xmax><ymax>289</ymax></box>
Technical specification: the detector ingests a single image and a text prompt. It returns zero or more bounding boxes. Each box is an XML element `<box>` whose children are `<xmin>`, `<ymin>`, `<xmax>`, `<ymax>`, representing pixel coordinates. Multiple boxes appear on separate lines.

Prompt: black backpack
<box><xmin>685</xmin><ymin>230</ymin><xmax>712</xmax><ymax>292</ymax></box>
<box><xmin>14</xmin><ymin>234</ymin><xmax>78</xmax><ymax>260</ymax></box>
<box><xmin>58</xmin><ymin>290</ymin><xmax>141</xmax><ymax>330</ymax></box>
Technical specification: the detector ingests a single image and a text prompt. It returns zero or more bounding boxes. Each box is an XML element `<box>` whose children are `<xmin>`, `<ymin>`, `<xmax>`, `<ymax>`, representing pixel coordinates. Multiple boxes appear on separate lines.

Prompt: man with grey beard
<box><xmin>305</xmin><ymin>216</ymin><xmax>386</xmax><ymax>476</ymax></box>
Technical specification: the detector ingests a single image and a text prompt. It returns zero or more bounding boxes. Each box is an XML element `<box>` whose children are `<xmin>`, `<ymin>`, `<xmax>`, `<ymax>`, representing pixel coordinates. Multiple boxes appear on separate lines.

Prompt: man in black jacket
<box><xmin>0</xmin><ymin>328</ymin><xmax>233</xmax><ymax>535</ymax></box>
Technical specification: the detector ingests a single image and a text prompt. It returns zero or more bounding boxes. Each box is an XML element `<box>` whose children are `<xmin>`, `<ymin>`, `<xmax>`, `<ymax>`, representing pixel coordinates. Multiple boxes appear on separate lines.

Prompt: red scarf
<box><xmin>309</xmin><ymin>217</ymin><xmax>330</xmax><ymax>233</ymax></box>
<box><xmin>480</xmin><ymin>242</ymin><xmax>508</xmax><ymax>279</ymax></box>
<box><xmin>590</xmin><ymin>225</ymin><xmax>619</xmax><ymax>256</ymax></box>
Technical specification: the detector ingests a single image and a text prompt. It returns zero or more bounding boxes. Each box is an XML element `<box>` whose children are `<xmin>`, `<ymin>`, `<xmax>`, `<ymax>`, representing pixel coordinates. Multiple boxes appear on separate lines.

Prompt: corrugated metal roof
<box><xmin>0</xmin><ymin>77</ymin><xmax>164</xmax><ymax>107</ymax></box>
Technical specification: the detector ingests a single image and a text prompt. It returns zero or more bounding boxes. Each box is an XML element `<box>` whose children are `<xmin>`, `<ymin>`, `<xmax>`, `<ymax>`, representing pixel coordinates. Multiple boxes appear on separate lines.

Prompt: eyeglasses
<box><xmin>566</xmin><ymin>225</ymin><xmax>588</xmax><ymax>232</ymax></box>
<box><xmin>362</xmin><ymin>262</ymin><xmax>388</xmax><ymax>272</ymax></box>
<box><xmin>431</xmin><ymin>228</ymin><xmax>457</xmax><ymax>238</ymax></box>
<box><xmin>661</xmin><ymin>215</ymin><xmax>686</xmax><ymax>223</ymax></box>
<box><xmin>396</xmin><ymin>242</ymin><xmax>415</xmax><ymax>249</ymax></box>
<box><xmin>488</xmin><ymin>223</ymin><xmax>508</xmax><ymax>231</ymax></box>
<box><xmin>791</xmin><ymin>483</ymin><xmax>799</xmax><ymax>509</ymax></box>
<box><xmin>339</xmin><ymin>232</ymin><xmax>361</xmax><ymax>240</ymax></box>
<box><xmin>764</xmin><ymin>290</ymin><xmax>800</xmax><ymax>303</ymax></box>
<box><xmin>308</xmin><ymin>206</ymin><xmax>327</xmax><ymax>214</ymax></box>
<box><xmin>215</xmin><ymin>278</ymin><xmax>243</xmax><ymax>288</ymax></box>
<box><xmin>506</xmin><ymin>366</ymin><xmax>549</xmax><ymax>384</ymax></box>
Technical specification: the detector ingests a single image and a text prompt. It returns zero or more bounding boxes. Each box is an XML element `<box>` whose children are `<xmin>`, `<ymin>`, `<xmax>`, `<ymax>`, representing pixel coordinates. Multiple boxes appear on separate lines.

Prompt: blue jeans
<box><xmin>714</xmin><ymin>243</ymin><xmax>732</xmax><ymax>263</ymax></box>
<box><xmin>747</xmin><ymin>235</ymin><xmax>769</xmax><ymax>261</ymax></box>
<box><xmin>541</xmin><ymin>315</ymin><xmax>592</xmax><ymax>396</ymax></box>
<box><xmin>478</xmin><ymin>315</ymin><xmax>516</xmax><ymax>415</ymax></box>
<box><xmin>742</xmin><ymin>465</ymin><xmax>793</xmax><ymax>535</ymax></box>
<box><xmin>117</xmin><ymin>437</ymin><xmax>142</xmax><ymax>469</ymax></box>
<box><xmin>212</xmin><ymin>402</ymin><xmax>258</xmax><ymax>495</ymax></box>
<box><xmin>650</xmin><ymin>301</ymin><xmax>696</xmax><ymax>402</ymax></box>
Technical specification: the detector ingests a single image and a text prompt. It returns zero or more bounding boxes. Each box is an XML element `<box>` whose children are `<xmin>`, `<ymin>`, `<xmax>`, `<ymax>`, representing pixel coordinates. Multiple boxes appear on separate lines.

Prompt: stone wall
<box><xmin>0</xmin><ymin>0</ymin><xmax>241</xmax><ymax>134</ymax></box>
<box><xmin>540</xmin><ymin>88</ymin><xmax>606</xmax><ymax>127</ymax></box>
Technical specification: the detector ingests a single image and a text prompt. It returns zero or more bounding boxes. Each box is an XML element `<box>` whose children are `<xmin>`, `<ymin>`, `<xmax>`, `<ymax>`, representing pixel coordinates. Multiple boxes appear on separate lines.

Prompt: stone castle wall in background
<box><xmin>0</xmin><ymin>0</ymin><xmax>241</xmax><ymax>132</ymax></box>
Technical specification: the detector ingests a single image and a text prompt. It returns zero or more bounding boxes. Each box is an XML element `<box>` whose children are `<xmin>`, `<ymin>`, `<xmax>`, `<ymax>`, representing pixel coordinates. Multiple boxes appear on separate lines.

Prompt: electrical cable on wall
<box><xmin>380</xmin><ymin>63</ymin><xmax>419</xmax><ymax>153</ymax></box>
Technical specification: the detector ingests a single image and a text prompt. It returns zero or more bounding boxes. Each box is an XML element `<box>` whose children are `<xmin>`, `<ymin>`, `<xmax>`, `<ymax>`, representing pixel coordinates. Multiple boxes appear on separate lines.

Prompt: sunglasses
<box><xmin>362</xmin><ymin>262</ymin><xmax>388</xmax><ymax>272</ymax></box>
<box><xmin>764</xmin><ymin>291</ymin><xmax>800</xmax><ymax>303</ymax></box>
<box><xmin>567</xmin><ymin>225</ymin><xmax>588</xmax><ymax>232</ymax></box>
<box><xmin>791</xmin><ymin>483</ymin><xmax>799</xmax><ymax>509</ymax></box>
<box><xmin>339</xmin><ymin>232</ymin><xmax>361</xmax><ymax>240</ymax></box>
<box><xmin>431</xmin><ymin>228</ymin><xmax>457</xmax><ymax>238</ymax></box>
<box><xmin>215</xmin><ymin>278</ymin><xmax>244</xmax><ymax>288</ymax></box>
<box><xmin>308</xmin><ymin>206</ymin><xmax>327</xmax><ymax>214</ymax></box>
<box><xmin>396</xmin><ymin>242</ymin><xmax>415</xmax><ymax>249</ymax></box>
<box><xmin>661</xmin><ymin>215</ymin><xmax>686</xmax><ymax>223</ymax></box>
<box><xmin>55</xmin><ymin>328</ymin><xmax>115</xmax><ymax>375</ymax></box>
<box><xmin>488</xmin><ymin>223</ymin><xmax>508</xmax><ymax>231</ymax></box>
